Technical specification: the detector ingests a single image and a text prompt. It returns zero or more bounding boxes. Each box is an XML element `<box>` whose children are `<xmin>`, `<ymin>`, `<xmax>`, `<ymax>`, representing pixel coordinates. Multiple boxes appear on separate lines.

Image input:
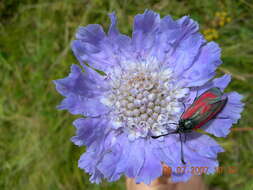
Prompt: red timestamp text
<box><xmin>173</xmin><ymin>166</ymin><xmax>238</xmax><ymax>175</ymax></box>
<box><xmin>176</xmin><ymin>166</ymin><xmax>209</xmax><ymax>175</ymax></box>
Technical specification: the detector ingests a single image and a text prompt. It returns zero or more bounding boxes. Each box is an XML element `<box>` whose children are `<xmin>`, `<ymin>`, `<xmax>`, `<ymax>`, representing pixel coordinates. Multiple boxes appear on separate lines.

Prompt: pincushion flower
<box><xmin>54</xmin><ymin>10</ymin><xmax>244</xmax><ymax>184</ymax></box>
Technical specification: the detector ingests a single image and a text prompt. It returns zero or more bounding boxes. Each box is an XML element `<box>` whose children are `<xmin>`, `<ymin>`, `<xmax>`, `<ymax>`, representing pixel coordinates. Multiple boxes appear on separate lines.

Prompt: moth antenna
<box><xmin>151</xmin><ymin>131</ymin><xmax>178</xmax><ymax>139</ymax></box>
<box><xmin>166</xmin><ymin>123</ymin><xmax>178</xmax><ymax>125</ymax></box>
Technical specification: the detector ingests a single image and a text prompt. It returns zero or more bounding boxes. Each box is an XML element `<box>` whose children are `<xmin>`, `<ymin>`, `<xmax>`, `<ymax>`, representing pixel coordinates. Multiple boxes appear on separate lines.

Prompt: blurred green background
<box><xmin>0</xmin><ymin>0</ymin><xmax>253</xmax><ymax>189</ymax></box>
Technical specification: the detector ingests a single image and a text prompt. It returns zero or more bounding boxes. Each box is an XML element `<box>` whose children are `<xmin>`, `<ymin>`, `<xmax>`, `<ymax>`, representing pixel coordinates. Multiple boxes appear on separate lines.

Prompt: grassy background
<box><xmin>0</xmin><ymin>0</ymin><xmax>253</xmax><ymax>189</ymax></box>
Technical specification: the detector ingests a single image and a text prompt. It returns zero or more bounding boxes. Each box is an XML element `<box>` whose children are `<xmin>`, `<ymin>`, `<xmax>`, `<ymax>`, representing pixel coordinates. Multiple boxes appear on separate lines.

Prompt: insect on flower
<box><xmin>152</xmin><ymin>87</ymin><xmax>228</xmax><ymax>164</ymax></box>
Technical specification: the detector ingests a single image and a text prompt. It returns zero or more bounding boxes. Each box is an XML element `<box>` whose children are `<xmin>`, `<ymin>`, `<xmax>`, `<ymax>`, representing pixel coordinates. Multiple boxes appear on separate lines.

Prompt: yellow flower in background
<box><xmin>203</xmin><ymin>28</ymin><xmax>219</xmax><ymax>41</ymax></box>
<box><xmin>203</xmin><ymin>11</ymin><xmax>232</xmax><ymax>41</ymax></box>
<box><xmin>226</xmin><ymin>17</ymin><xmax>231</xmax><ymax>23</ymax></box>
<box><xmin>214</xmin><ymin>11</ymin><xmax>232</xmax><ymax>27</ymax></box>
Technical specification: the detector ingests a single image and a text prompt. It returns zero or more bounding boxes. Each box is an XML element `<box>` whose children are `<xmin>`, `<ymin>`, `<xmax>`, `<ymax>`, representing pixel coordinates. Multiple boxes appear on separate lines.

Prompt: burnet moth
<box><xmin>152</xmin><ymin>87</ymin><xmax>228</xmax><ymax>164</ymax></box>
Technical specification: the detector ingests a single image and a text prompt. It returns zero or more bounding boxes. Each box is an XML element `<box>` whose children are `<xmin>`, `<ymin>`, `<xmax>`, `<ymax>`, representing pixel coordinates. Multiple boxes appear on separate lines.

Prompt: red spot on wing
<box><xmin>182</xmin><ymin>91</ymin><xmax>218</xmax><ymax>119</ymax></box>
<box><xmin>194</xmin><ymin>99</ymin><xmax>227</xmax><ymax>129</ymax></box>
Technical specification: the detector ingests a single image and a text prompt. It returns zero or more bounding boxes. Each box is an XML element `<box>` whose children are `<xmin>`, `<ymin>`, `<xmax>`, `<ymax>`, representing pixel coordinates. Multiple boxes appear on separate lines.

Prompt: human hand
<box><xmin>126</xmin><ymin>165</ymin><xmax>207</xmax><ymax>190</ymax></box>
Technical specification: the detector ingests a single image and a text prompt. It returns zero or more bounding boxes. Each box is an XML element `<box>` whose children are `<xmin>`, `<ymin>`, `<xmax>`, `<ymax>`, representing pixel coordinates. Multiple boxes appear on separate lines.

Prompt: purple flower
<box><xmin>54</xmin><ymin>10</ymin><xmax>244</xmax><ymax>184</ymax></box>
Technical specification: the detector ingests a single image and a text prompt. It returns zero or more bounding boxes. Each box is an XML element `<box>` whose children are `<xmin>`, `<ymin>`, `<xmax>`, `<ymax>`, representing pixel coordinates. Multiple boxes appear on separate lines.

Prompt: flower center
<box><xmin>101</xmin><ymin>58</ymin><xmax>189</xmax><ymax>141</ymax></box>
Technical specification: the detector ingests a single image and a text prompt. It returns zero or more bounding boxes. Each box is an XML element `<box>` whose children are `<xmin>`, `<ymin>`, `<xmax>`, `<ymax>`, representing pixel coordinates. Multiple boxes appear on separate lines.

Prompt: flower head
<box><xmin>54</xmin><ymin>10</ymin><xmax>244</xmax><ymax>184</ymax></box>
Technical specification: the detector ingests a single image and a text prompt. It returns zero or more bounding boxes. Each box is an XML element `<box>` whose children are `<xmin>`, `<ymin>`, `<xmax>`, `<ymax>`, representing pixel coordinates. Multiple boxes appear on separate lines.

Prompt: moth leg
<box><xmin>179</xmin><ymin>133</ymin><xmax>186</xmax><ymax>165</ymax></box>
<box><xmin>183</xmin><ymin>133</ymin><xmax>187</xmax><ymax>143</ymax></box>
